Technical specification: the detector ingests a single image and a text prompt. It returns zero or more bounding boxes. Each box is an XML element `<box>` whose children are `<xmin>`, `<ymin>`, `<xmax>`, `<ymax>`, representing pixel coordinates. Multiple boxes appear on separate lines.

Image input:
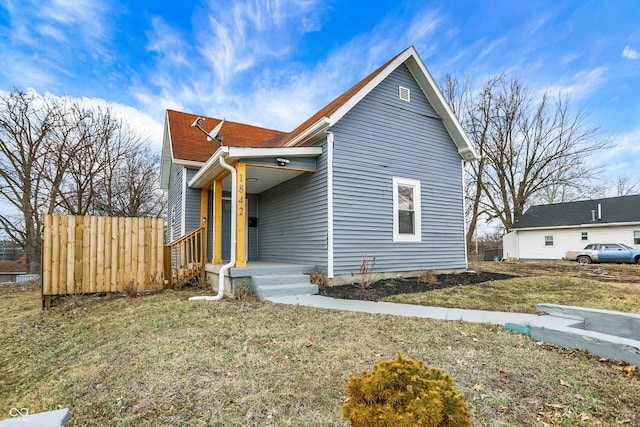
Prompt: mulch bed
<box><xmin>318</xmin><ymin>271</ymin><xmax>513</xmax><ymax>301</ymax></box>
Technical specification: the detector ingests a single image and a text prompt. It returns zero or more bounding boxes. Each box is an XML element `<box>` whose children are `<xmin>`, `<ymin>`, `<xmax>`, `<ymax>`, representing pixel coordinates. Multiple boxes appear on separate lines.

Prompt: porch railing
<box><xmin>163</xmin><ymin>227</ymin><xmax>205</xmax><ymax>288</ymax></box>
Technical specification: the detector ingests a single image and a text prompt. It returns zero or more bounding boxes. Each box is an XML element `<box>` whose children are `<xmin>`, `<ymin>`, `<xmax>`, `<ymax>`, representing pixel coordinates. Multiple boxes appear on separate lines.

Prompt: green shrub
<box><xmin>342</xmin><ymin>353</ymin><xmax>471</xmax><ymax>427</ymax></box>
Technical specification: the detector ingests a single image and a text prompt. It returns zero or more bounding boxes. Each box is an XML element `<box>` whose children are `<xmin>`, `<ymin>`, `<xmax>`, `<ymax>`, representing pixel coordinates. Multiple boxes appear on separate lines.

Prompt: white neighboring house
<box><xmin>502</xmin><ymin>194</ymin><xmax>640</xmax><ymax>260</ymax></box>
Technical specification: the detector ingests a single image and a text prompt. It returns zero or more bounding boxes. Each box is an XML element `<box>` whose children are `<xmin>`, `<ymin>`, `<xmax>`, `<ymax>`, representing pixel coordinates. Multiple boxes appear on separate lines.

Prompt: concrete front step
<box><xmin>253</xmin><ymin>282</ymin><xmax>319</xmax><ymax>299</ymax></box>
<box><xmin>252</xmin><ymin>274</ymin><xmax>311</xmax><ymax>287</ymax></box>
<box><xmin>230</xmin><ymin>263</ymin><xmax>315</xmax><ymax>277</ymax></box>
<box><xmin>250</xmin><ymin>271</ymin><xmax>318</xmax><ymax>299</ymax></box>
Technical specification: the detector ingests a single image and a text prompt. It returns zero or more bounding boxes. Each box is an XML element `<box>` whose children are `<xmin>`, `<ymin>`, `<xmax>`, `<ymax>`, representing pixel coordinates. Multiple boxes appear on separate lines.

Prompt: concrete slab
<box><xmin>0</xmin><ymin>408</ymin><xmax>69</xmax><ymax>426</ymax></box>
<box><xmin>534</xmin><ymin>304</ymin><xmax>640</xmax><ymax>367</ymax></box>
<box><xmin>530</xmin><ymin>324</ymin><xmax>640</xmax><ymax>368</ymax></box>
<box><xmin>537</xmin><ymin>303</ymin><xmax>640</xmax><ymax>340</ymax></box>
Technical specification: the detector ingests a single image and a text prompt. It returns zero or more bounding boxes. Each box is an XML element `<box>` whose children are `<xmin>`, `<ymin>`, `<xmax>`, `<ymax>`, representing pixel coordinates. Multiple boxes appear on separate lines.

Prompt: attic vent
<box><xmin>399</xmin><ymin>86</ymin><xmax>410</xmax><ymax>102</ymax></box>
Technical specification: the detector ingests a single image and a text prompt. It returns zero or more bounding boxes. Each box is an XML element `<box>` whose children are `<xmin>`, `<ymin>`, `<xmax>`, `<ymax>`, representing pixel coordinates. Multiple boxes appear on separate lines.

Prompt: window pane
<box><xmin>398</xmin><ymin>185</ymin><xmax>414</xmax><ymax>210</ymax></box>
<box><xmin>545</xmin><ymin>236</ymin><xmax>553</xmax><ymax>246</ymax></box>
<box><xmin>635</xmin><ymin>231</ymin><xmax>640</xmax><ymax>245</ymax></box>
<box><xmin>581</xmin><ymin>231</ymin><xmax>588</xmax><ymax>241</ymax></box>
<box><xmin>398</xmin><ymin>210</ymin><xmax>414</xmax><ymax>234</ymax></box>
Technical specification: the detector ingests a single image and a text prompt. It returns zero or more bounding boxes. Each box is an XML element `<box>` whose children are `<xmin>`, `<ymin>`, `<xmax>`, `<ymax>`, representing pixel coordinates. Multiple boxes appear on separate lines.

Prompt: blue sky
<box><xmin>1</xmin><ymin>0</ymin><xmax>639</xmax><ymax>182</ymax></box>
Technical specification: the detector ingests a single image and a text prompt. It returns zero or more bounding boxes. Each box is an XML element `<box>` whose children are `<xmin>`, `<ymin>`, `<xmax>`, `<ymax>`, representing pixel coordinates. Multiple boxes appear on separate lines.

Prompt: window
<box><xmin>603</xmin><ymin>244</ymin><xmax>623</xmax><ymax>251</ymax></box>
<box><xmin>392</xmin><ymin>177</ymin><xmax>421</xmax><ymax>242</ymax></box>
<box><xmin>544</xmin><ymin>235</ymin><xmax>553</xmax><ymax>246</ymax></box>
<box><xmin>581</xmin><ymin>231</ymin><xmax>588</xmax><ymax>241</ymax></box>
<box><xmin>635</xmin><ymin>231</ymin><xmax>640</xmax><ymax>245</ymax></box>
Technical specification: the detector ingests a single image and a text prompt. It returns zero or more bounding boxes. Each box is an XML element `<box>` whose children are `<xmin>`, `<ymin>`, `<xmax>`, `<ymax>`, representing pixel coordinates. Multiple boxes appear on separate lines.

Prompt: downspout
<box><xmin>327</xmin><ymin>132</ymin><xmax>334</xmax><ymax>278</ymax></box>
<box><xmin>189</xmin><ymin>154</ymin><xmax>236</xmax><ymax>301</ymax></box>
<box><xmin>461</xmin><ymin>159</ymin><xmax>471</xmax><ymax>267</ymax></box>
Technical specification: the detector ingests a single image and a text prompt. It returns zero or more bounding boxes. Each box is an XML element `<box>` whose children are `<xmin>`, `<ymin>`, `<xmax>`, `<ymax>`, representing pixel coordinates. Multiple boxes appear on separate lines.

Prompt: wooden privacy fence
<box><xmin>42</xmin><ymin>214</ymin><xmax>165</xmax><ymax>308</ymax></box>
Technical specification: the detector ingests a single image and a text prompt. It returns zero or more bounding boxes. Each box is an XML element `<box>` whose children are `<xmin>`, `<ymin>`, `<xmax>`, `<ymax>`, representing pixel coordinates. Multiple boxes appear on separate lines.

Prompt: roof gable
<box><xmin>281</xmin><ymin>46</ymin><xmax>477</xmax><ymax>161</ymax></box>
<box><xmin>161</xmin><ymin>46</ymin><xmax>477</xmax><ymax>184</ymax></box>
<box><xmin>512</xmin><ymin>194</ymin><xmax>640</xmax><ymax>229</ymax></box>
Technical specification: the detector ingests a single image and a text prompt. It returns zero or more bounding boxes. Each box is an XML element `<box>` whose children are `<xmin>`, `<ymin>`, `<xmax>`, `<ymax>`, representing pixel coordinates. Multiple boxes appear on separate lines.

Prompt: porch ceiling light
<box><xmin>276</xmin><ymin>157</ymin><xmax>290</xmax><ymax>167</ymax></box>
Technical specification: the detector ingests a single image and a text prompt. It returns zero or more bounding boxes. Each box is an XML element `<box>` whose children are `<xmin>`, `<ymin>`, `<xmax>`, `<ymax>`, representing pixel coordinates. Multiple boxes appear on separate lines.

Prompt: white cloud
<box><xmin>598</xmin><ymin>128</ymin><xmax>640</xmax><ymax>164</ymax></box>
<box><xmin>197</xmin><ymin>0</ymin><xmax>323</xmax><ymax>86</ymax></box>
<box><xmin>0</xmin><ymin>87</ymin><xmax>164</xmax><ymax>151</ymax></box>
<box><xmin>133</xmin><ymin>3</ymin><xmax>451</xmax><ymax>134</ymax></box>
<box><xmin>542</xmin><ymin>66</ymin><xmax>607</xmax><ymax>99</ymax></box>
<box><xmin>622</xmin><ymin>46</ymin><xmax>640</xmax><ymax>60</ymax></box>
<box><xmin>132</xmin><ymin>0</ymin><xmax>328</xmax><ymax>130</ymax></box>
<box><xmin>11</xmin><ymin>0</ymin><xmax>110</xmax><ymax>47</ymax></box>
<box><xmin>61</xmin><ymin>92</ymin><xmax>164</xmax><ymax>151</ymax></box>
<box><xmin>0</xmin><ymin>0</ymin><xmax>113</xmax><ymax>91</ymax></box>
<box><xmin>146</xmin><ymin>17</ymin><xmax>190</xmax><ymax>67</ymax></box>
<box><xmin>406</xmin><ymin>9</ymin><xmax>443</xmax><ymax>42</ymax></box>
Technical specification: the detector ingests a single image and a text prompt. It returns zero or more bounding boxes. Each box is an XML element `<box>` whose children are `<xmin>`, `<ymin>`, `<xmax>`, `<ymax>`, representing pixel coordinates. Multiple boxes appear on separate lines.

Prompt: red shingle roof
<box><xmin>167</xmin><ymin>110</ymin><xmax>288</xmax><ymax>163</ymax></box>
<box><xmin>167</xmin><ymin>47</ymin><xmax>408</xmax><ymax>161</ymax></box>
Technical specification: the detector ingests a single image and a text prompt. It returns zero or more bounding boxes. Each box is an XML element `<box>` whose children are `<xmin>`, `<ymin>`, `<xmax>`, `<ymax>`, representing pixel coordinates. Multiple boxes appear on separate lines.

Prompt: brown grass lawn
<box><xmin>1</xmin><ymin>262</ymin><xmax>640</xmax><ymax>426</ymax></box>
<box><xmin>387</xmin><ymin>261</ymin><xmax>640</xmax><ymax>314</ymax></box>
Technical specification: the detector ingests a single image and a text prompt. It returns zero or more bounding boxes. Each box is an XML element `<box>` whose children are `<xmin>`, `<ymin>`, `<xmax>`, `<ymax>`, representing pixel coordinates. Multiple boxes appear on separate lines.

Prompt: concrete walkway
<box><xmin>265</xmin><ymin>294</ymin><xmax>640</xmax><ymax>367</ymax></box>
<box><xmin>266</xmin><ymin>294</ymin><xmax>575</xmax><ymax>328</ymax></box>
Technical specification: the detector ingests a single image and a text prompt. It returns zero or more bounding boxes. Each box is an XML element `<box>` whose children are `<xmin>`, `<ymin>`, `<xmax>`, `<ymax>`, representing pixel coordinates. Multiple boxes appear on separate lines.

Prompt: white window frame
<box><xmin>544</xmin><ymin>235</ymin><xmax>554</xmax><ymax>247</ymax></box>
<box><xmin>392</xmin><ymin>176</ymin><xmax>421</xmax><ymax>242</ymax></box>
<box><xmin>634</xmin><ymin>230</ymin><xmax>640</xmax><ymax>245</ymax></box>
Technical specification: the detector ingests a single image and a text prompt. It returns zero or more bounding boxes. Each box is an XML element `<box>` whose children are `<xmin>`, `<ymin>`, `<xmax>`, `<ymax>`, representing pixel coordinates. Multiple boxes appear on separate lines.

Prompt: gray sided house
<box><xmin>503</xmin><ymin>194</ymin><xmax>640</xmax><ymax>261</ymax></box>
<box><xmin>160</xmin><ymin>46</ymin><xmax>478</xmax><ymax>296</ymax></box>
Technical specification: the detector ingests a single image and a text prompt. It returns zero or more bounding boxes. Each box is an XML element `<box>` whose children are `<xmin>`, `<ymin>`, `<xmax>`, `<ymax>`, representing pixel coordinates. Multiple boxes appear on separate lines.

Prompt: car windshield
<box><xmin>619</xmin><ymin>243</ymin><xmax>632</xmax><ymax>249</ymax></box>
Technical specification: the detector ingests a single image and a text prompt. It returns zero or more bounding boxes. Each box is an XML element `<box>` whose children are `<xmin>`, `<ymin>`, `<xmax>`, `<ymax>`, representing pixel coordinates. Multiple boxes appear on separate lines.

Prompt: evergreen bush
<box><xmin>342</xmin><ymin>353</ymin><xmax>471</xmax><ymax>427</ymax></box>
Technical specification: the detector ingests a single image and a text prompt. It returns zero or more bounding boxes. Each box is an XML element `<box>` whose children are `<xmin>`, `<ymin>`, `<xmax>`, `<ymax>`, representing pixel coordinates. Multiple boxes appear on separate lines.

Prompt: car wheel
<box><xmin>577</xmin><ymin>256</ymin><xmax>591</xmax><ymax>264</ymax></box>
<box><xmin>636</xmin><ymin>256</ymin><xmax>640</xmax><ymax>265</ymax></box>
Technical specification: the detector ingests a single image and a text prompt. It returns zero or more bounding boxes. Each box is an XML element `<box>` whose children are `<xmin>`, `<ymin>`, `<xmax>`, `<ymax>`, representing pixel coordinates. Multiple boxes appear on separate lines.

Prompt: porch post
<box><xmin>213</xmin><ymin>178</ymin><xmax>223</xmax><ymax>264</ymax></box>
<box><xmin>200</xmin><ymin>187</ymin><xmax>209</xmax><ymax>279</ymax></box>
<box><xmin>235</xmin><ymin>162</ymin><xmax>247</xmax><ymax>267</ymax></box>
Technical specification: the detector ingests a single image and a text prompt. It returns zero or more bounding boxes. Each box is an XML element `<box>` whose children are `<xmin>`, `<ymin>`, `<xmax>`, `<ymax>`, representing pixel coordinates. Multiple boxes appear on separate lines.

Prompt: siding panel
<box><xmin>331</xmin><ymin>64</ymin><xmax>466</xmax><ymax>275</ymax></box>
<box><xmin>166</xmin><ymin>163</ymin><xmax>183</xmax><ymax>242</ymax></box>
<box><xmin>184</xmin><ymin>168</ymin><xmax>202</xmax><ymax>234</ymax></box>
<box><xmin>258</xmin><ymin>141</ymin><xmax>328</xmax><ymax>270</ymax></box>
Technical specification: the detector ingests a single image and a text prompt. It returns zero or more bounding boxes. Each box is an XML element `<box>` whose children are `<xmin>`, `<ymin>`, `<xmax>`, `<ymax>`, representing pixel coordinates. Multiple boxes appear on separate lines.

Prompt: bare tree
<box><xmin>613</xmin><ymin>174</ymin><xmax>639</xmax><ymax>197</ymax></box>
<box><xmin>0</xmin><ymin>89</ymin><xmax>57</xmax><ymax>273</ymax></box>
<box><xmin>443</xmin><ymin>74</ymin><xmax>507</xmax><ymax>249</ymax></box>
<box><xmin>95</xmin><ymin>144</ymin><xmax>166</xmax><ymax>218</ymax></box>
<box><xmin>54</xmin><ymin>105</ymin><xmax>128</xmax><ymax>215</ymax></box>
<box><xmin>443</xmin><ymin>75</ymin><xmax>608</xmax><ymax>239</ymax></box>
<box><xmin>0</xmin><ymin>88</ymin><xmax>164</xmax><ymax>272</ymax></box>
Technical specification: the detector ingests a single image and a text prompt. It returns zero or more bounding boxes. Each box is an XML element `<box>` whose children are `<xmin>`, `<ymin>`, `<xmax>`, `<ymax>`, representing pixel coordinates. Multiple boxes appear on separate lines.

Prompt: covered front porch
<box><xmin>188</xmin><ymin>145</ymin><xmax>323</xmax><ymax>297</ymax></box>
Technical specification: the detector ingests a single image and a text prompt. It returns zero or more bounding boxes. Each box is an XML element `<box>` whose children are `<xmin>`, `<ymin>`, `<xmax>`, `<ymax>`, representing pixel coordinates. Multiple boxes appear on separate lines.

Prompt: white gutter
<box><xmin>189</xmin><ymin>154</ymin><xmax>236</xmax><ymax>301</ymax></box>
<box><xmin>284</xmin><ymin>118</ymin><xmax>331</xmax><ymax>147</ymax></box>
